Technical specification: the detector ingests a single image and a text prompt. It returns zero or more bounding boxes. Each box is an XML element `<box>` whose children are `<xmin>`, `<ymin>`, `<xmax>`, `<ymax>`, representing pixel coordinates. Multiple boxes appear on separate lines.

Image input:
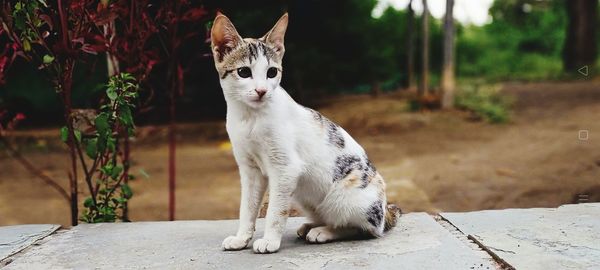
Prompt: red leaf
<box><xmin>15</xmin><ymin>113</ymin><xmax>26</xmax><ymax>121</ymax></box>
<box><xmin>181</xmin><ymin>8</ymin><xmax>207</xmax><ymax>22</ymax></box>
<box><xmin>39</xmin><ymin>14</ymin><xmax>54</xmax><ymax>30</ymax></box>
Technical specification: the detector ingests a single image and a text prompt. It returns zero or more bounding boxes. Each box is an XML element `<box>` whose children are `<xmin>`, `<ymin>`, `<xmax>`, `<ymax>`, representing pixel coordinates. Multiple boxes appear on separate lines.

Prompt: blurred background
<box><xmin>0</xmin><ymin>0</ymin><xmax>599</xmax><ymax>226</ymax></box>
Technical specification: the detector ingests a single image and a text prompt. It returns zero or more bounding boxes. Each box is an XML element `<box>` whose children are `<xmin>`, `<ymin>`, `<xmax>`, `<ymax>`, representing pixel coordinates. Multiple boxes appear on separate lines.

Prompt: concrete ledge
<box><xmin>0</xmin><ymin>224</ymin><xmax>60</xmax><ymax>264</ymax></box>
<box><xmin>3</xmin><ymin>214</ymin><xmax>495</xmax><ymax>270</ymax></box>
<box><xmin>441</xmin><ymin>203</ymin><xmax>600</xmax><ymax>270</ymax></box>
<box><xmin>2</xmin><ymin>203</ymin><xmax>598</xmax><ymax>269</ymax></box>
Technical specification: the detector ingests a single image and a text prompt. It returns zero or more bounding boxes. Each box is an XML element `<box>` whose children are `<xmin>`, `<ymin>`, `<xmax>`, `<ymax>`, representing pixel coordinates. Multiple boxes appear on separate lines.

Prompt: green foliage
<box><xmin>3</xmin><ymin>0</ymin><xmax>600</xmax><ymax>120</ymax></box>
<box><xmin>79</xmin><ymin>73</ymin><xmax>139</xmax><ymax>223</ymax></box>
<box><xmin>455</xmin><ymin>84</ymin><xmax>513</xmax><ymax>124</ymax></box>
<box><xmin>12</xmin><ymin>1</ymin><xmax>47</xmax><ymax>38</ymax></box>
<box><xmin>456</xmin><ymin>0</ymin><xmax>567</xmax><ymax>81</ymax></box>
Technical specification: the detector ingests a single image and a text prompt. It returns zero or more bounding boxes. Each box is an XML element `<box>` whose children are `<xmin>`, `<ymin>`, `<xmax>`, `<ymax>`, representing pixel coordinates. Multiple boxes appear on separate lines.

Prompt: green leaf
<box><xmin>111</xmin><ymin>165</ymin><xmax>123</xmax><ymax>180</ymax></box>
<box><xmin>100</xmin><ymin>164</ymin><xmax>113</xmax><ymax>175</ymax></box>
<box><xmin>83</xmin><ymin>197</ymin><xmax>94</xmax><ymax>208</ymax></box>
<box><xmin>97</xmin><ymin>135</ymin><xmax>106</xmax><ymax>153</ymax></box>
<box><xmin>22</xmin><ymin>39</ymin><xmax>31</xmax><ymax>52</ymax></box>
<box><xmin>122</xmin><ymin>73</ymin><xmax>135</xmax><ymax>81</ymax></box>
<box><xmin>119</xmin><ymin>106</ymin><xmax>133</xmax><ymax>126</ymax></box>
<box><xmin>95</xmin><ymin>113</ymin><xmax>110</xmax><ymax>135</ymax></box>
<box><xmin>121</xmin><ymin>184</ymin><xmax>133</xmax><ymax>199</ymax></box>
<box><xmin>60</xmin><ymin>126</ymin><xmax>68</xmax><ymax>142</ymax></box>
<box><xmin>26</xmin><ymin>1</ymin><xmax>38</xmax><ymax>12</ymax></box>
<box><xmin>106</xmin><ymin>87</ymin><xmax>118</xmax><ymax>101</ymax></box>
<box><xmin>106</xmin><ymin>136</ymin><xmax>116</xmax><ymax>152</ymax></box>
<box><xmin>14</xmin><ymin>15</ymin><xmax>26</xmax><ymax>30</ymax></box>
<box><xmin>85</xmin><ymin>138</ymin><xmax>98</xmax><ymax>159</ymax></box>
<box><xmin>74</xmin><ymin>129</ymin><xmax>82</xmax><ymax>143</ymax></box>
<box><xmin>42</xmin><ymin>54</ymin><xmax>54</xmax><ymax>64</ymax></box>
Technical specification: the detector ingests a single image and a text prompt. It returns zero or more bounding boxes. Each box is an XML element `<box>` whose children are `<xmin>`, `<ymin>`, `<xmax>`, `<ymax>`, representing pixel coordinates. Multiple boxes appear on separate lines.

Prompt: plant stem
<box><xmin>122</xmin><ymin>134</ymin><xmax>130</xmax><ymax>221</ymax></box>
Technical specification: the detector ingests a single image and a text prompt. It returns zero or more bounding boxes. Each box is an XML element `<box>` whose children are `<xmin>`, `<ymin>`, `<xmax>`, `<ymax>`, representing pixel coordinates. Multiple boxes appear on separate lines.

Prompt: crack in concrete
<box><xmin>488</xmin><ymin>246</ymin><xmax>516</xmax><ymax>254</ymax></box>
<box><xmin>435</xmin><ymin>215</ymin><xmax>515</xmax><ymax>270</ymax></box>
<box><xmin>466</xmin><ymin>235</ymin><xmax>516</xmax><ymax>270</ymax></box>
<box><xmin>0</xmin><ymin>225</ymin><xmax>61</xmax><ymax>266</ymax></box>
<box><xmin>321</xmin><ymin>258</ymin><xmax>333</xmax><ymax>269</ymax></box>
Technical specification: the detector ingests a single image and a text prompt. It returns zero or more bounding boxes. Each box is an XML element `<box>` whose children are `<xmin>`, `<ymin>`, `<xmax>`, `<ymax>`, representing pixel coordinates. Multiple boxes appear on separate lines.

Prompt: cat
<box><xmin>210</xmin><ymin>12</ymin><xmax>400</xmax><ymax>254</ymax></box>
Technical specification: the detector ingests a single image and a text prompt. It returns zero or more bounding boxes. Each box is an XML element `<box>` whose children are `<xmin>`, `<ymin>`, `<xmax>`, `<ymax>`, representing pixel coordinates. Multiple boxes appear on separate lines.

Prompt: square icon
<box><xmin>578</xmin><ymin>130</ymin><xmax>589</xmax><ymax>141</ymax></box>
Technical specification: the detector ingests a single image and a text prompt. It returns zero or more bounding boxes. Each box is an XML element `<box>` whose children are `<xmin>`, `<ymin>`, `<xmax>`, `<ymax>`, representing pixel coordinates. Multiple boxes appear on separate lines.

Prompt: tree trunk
<box><xmin>563</xmin><ymin>0</ymin><xmax>598</xmax><ymax>72</ymax></box>
<box><xmin>441</xmin><ymin>0</ymin><xmax>455</xmax><ymax>109</ymax></box>
<box><xmin>406</xmin><ymin>0</ymin><xmax>415</xmax><ymax>90</ymax></box>
<box><xmin>419</xmin><ymin>0</ymin><xmax>429</xmax><ymax>97</ymax></box>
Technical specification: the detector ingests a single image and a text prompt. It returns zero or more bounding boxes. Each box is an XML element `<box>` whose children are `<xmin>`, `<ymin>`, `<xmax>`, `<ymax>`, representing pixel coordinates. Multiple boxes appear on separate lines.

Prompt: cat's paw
<box><xmin>306</xmin><ymin>226</ymin><xmax>334</xmax><ymax>244</ymax></box>
<box><xmin>297</xmin><ymin>223</ymin><xmax>314</xmax><ymax>239</ymax></box>
<box><xmin>222</xmin><ymin>236</ymin><xmax>250</xmax><ymax>251</ymax></box>
<box><xmin>252</xmin><ymin>238</ymin><xmax>280</xmax><ymax>254</ymax></box>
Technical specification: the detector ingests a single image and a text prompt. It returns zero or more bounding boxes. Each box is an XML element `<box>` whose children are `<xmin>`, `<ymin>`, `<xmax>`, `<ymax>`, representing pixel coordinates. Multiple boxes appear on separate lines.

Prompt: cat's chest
<box><xmin>226</xmin><ymin>117</ymin><xmax>273</xmax><ymax>146</ymax></box>
<box><xmin>226</xmin><ymin>118</ymin><xmax>277</xmax><ymax>172</ymax></box>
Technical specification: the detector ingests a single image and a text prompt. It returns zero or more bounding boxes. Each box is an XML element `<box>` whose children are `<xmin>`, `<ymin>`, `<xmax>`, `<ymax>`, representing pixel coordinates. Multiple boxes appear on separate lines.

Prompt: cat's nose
<box><xmin>255</xmin><ymin>89</ymin><xmax>267</xmax><ymax>99</ymax></box>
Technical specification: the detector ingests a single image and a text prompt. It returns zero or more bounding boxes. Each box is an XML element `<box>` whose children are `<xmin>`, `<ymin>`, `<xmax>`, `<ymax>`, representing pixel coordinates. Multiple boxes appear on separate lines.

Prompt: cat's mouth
<box><xmin>251</xmin><ymin>96</ymin><xmax>267</xmax><ymax>103</ymax></box>
<box><xmin>248</xmin><ymin>97</ymin><xmax>267</xmax><ymax>106</ymax></box>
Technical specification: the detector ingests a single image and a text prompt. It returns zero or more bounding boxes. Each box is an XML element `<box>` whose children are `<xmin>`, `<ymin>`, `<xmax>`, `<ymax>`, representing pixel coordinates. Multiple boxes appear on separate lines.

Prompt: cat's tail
<box><xmin>384</xmin><ymin>204</ymin><xmax>401</xmax><ymax>231</ymax></box>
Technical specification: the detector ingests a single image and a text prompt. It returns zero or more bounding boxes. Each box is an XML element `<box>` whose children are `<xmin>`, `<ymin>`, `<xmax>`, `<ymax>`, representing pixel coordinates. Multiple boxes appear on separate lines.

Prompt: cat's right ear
<box><xmin>211</xmin><ymin>12</ymin><xmax>243</xmax><ymax>63</ymax></box>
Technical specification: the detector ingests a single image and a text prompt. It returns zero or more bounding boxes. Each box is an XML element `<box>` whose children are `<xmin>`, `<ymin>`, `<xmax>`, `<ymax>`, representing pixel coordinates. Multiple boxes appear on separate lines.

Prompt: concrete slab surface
<box><xmin>3</xmin><ymin>214</ymin><xmax>495</xmax><ymax>270</ymax></box>
<box><xmin>441</xmin><ymin>203</ymin><xmax>600</xmax><ymax>270</ymax></box>
<box><xmin>0</xmin><ymin>224</ymin><xmax>60</xmax><ymax>262</ymax></box>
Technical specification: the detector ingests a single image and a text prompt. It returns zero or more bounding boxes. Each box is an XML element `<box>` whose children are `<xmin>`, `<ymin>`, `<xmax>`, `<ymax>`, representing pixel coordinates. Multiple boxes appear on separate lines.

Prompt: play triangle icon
<box><xmin>578</xmin><ymin>65</ymin><xmax>589</xmax><ymax>76</ymax></box>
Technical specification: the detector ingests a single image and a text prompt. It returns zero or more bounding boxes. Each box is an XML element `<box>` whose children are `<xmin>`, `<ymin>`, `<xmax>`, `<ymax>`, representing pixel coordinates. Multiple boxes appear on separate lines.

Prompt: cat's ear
<box><xmin>211</xmin><ymin>12</ymin><xmax>243</xmax><ymax>62</ymax></box>
<box><xmin>262</xmin><ymin>13</ymin><xmax>288</xmax><ymax>58</ymax></box>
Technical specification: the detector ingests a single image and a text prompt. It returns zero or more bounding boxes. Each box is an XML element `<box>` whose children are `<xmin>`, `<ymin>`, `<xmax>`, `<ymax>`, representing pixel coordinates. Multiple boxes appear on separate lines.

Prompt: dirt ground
<box><xmin>1</xmin><ymin>80</ymin><xmax>599</xmax><ymax>226</ymax></box>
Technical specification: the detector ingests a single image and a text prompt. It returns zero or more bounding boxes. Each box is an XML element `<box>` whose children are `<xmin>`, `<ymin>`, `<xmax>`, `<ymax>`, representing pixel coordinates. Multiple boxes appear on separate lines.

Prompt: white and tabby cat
<box><xmin>210</xmin><ymin>12</ymin><xmax>400</xmax><ymax>254</ymax></box>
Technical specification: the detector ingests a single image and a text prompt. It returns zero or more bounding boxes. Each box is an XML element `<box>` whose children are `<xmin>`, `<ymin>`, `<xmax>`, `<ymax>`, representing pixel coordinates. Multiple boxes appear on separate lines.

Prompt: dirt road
<box><xmin>1</xmin><ymin>81</ymin><xmax>599</xmax><ymax>226</ymax></box>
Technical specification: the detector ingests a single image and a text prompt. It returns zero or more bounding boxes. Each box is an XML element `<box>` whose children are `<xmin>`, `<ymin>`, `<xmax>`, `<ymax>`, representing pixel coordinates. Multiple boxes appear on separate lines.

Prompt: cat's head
<box><xmin>211</xmin><ymin>12</ymin><xmax>288</xmax><ymax>108</ymax></box>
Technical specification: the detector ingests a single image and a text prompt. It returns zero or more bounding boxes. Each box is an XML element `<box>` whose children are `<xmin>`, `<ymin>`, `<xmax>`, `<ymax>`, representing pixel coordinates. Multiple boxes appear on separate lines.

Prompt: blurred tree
<box><xmin>406</xmin><ymin>0</ymin><xmax>416</xmax><ymax>90</ymax></box>
<box><xmin>441</xmin><ymin>0</ymin><xmax>455</xmax><ymax>108</ymax></box>
<box><xmin>563</xmin><ymin>0</ymin><xmax>598</xmax><ymax>73</ymax></box>
<box><xmin>419</xmin><ymin>0</ymin><xmax>430</xmax><ymax>97</ymax></box>
<box><xmin>371</xmin><ymin>7</ymin><xmax>411</xmax><ymax>92</ymax></box>
<box><xmin>3</xmin><ymin>0</ymin><xmax>584</xmax><ymax>122</ymax></box>
<box><xmin>457</xmin><ymin>0</ymin><xmax>566</xmax><ymax>80</ymax></box>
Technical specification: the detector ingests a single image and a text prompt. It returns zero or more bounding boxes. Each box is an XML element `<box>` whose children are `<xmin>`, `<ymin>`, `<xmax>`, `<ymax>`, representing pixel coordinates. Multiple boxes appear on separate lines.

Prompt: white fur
<box><xmin>212</xmin><ymin>14</ymin><xmax>388</xmax><ymax>254</ymax></box>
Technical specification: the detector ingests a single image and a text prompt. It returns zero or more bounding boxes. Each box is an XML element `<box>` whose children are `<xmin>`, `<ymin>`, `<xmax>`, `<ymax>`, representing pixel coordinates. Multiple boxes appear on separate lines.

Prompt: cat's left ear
<box><xmin>262</xmin><ymin>13</ymin><xmax>288</xmax><ymax>58</ymax></box>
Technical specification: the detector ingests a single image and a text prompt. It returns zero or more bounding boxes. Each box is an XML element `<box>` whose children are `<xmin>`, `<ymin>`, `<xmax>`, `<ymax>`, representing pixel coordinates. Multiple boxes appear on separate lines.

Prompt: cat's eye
<box><xmin>267</xmin><ymin>67</ymin><xmax>278</xmax><ymax>79</ymax></box>
<box><xmin>237</xmin><ymin>67</ymin><xmax>252</xmax><ymax>78</ymax></box>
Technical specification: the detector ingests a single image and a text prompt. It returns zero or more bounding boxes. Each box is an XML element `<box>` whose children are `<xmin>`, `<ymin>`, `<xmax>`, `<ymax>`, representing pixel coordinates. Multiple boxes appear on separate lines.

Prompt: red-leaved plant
<box><xmin>102</xmin><ymin>0</ymin><xmax>210</xmax><ymax>221</ymax></box>
<box><xmin>0</xmin><ymin>0</ymin><xmax>210</xmax><ymax>224</ymax></box>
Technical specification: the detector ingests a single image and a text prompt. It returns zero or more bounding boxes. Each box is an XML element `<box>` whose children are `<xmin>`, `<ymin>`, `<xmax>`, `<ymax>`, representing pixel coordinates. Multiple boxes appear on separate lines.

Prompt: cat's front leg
<box><xmin>252</xmin><ymin>166</ymin><xmax>300</xmax><ymax>254</ymax></box>
<box><xmin>222</xmin><ymin>165</ymin><xmax>267</xmax><ymax>251</ymax></box>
